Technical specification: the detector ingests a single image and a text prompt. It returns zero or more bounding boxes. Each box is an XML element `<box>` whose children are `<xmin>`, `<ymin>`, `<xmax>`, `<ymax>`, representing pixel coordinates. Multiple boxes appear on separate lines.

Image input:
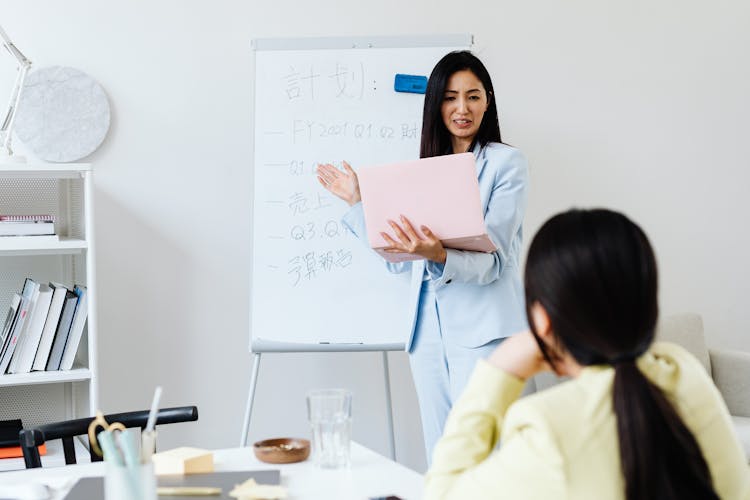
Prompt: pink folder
<box><xmin>357</xmin><ymin>152</ymin><xmax>497</xmax><ymax>263</ymax></box>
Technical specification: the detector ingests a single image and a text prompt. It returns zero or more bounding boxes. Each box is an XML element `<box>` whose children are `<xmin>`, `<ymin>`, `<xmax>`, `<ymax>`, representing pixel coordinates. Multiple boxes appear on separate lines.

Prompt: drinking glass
<box><xmin>306</xmin><ymin>389</ymin><xmax>352</xmax><ymax>469</ymax></box>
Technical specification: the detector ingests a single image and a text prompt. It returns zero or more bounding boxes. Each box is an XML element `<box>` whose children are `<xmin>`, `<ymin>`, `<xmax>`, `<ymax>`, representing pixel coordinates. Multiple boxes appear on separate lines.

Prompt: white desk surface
<box><xmin>0</xmin><ymin>442</ymin><xmax>424</xmax><ymax>500</ymax></box>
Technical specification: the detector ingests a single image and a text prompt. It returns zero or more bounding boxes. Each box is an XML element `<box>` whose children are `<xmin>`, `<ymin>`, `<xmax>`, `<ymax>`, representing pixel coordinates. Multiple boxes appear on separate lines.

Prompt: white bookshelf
<box><xmin>0</xmin><ymin>163</ymin><xmax>98</xmax><ymax>436</ymax></box>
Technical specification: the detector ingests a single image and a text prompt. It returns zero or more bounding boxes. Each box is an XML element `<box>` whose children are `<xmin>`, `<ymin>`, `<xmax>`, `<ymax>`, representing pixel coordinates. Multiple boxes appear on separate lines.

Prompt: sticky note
<box><xmin>229</xmin><ymin>478</ymin><xmax>288</xmax><ymax>499</ymax></box>
<box><xmin>152</xmin><ymin>447</ymin><xmax>214</xmax><ymax>475</ymax></box>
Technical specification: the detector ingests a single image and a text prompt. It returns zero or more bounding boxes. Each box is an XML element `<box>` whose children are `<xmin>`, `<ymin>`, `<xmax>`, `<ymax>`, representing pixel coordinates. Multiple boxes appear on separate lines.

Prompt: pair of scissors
<box><xmin>87</xmin><ymin>410</ymin><xmax>126</xmax><ymax>458</ymax></box>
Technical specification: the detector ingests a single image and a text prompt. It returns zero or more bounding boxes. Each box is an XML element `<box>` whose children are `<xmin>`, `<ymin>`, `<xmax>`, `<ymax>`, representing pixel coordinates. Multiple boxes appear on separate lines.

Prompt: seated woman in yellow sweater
<box><xmin>425</xmin><ymin>208</ymin><xmax>750</xmax><ymax>500</ymax></box>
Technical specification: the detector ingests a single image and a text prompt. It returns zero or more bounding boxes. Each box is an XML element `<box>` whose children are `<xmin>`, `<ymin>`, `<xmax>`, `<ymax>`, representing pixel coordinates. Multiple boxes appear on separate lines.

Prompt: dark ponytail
<box><xmin>613</xmin><ymin>361</ymin><xmax>718</xmax><ymax>499</ymax></box>
<box><xmin>524</xmin><ymin>209</ymin><xmax>718</xmax><ymax>500</ymax></box>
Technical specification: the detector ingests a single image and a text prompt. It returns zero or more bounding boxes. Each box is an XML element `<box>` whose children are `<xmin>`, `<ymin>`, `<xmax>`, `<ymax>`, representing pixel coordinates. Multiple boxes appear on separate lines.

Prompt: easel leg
<box><xmin>240</xmin><ymin>352</ymin><xmax>262</xmax><ymax>447</ymax></box>
<box><xmin>382</xmin><ymin>351</ymin><xmax>396</xmax><ymax>461</ymax></box>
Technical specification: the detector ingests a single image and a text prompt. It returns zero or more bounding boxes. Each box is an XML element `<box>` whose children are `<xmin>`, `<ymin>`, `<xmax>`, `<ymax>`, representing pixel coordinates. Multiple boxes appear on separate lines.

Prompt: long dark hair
<box><xmin>420</xmin><ymin>51</ymin><xmax>502</xmax><ymax>158</ymax></box>
<box><xmin>524</xmin><ymin>209</ymin><xmax>718</xmax><ymax>500</ymax></box>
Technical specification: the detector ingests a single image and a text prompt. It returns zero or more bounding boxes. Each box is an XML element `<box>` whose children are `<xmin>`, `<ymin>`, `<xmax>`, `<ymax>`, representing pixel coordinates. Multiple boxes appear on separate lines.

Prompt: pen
<box><xmin>141</xmin><ymin>386</ymin><xmax>162</xmax><ymax>463</ymax></box>
<box><xmin>116</xmin><ymin>430</ymin><xmax>141</xmax><ymax>467</ymax></box>
<box><xmin>97</xmin><ymin>430</ymin><xmax>123</xmax><ymax>465</ymax></box>
<box><xmin>157</xmin><ymin>486</ymin><xmax>222</xmax><ymax>496</ymax></box>
<box><xmin>141</xmin><ymin>430</ymin><xmax>156</xmax><ymax>464</ymax></box>
<box><xmin>145</xmin><ymin>386</ymin><xmax>162</xmax><ymax>433</ymax></box>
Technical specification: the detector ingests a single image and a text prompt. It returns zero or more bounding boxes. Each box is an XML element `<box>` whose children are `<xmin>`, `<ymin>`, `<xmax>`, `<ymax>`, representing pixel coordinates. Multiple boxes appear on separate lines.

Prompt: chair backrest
<box><xmin>654</xmin><ymin>313</ymin><xmax>711</xmax><ymax>373</ymax></box>
<box><xmin>531</xmin><ymin>313</ymin><xmax>710</xmax><ymax>391</ymax></box>
<box><xmin>18</xmin><ymin>405</ymin><xmax>198</xmax><ymax>468</ymax></box>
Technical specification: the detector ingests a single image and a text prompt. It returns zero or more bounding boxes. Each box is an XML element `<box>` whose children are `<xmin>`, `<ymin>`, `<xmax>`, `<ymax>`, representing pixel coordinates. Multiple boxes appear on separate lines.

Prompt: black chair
<box><xmin>18</xmin><ymin>406</ymin><xmax>198</xmax><ymax>468</ymax></box>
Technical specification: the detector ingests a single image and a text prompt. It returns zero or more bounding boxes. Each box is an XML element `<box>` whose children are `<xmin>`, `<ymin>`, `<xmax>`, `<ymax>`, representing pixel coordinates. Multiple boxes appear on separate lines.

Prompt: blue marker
<box><xmin>394</xmin><ymin>74</ymin><xmax>428</xmax><ymax>94</ymax></box>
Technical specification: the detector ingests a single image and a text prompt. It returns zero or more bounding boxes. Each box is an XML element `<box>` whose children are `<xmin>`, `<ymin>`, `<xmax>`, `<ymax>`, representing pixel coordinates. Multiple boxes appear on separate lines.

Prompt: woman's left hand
<box><xmin>381</xmin><ymin>215</ymin><xmax>447</xmax><ymax>264</ymax></box>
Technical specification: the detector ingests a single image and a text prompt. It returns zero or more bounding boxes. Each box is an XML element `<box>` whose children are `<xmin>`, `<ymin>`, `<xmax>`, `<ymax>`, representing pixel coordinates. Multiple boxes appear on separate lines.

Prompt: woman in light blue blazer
<box><xmin>317</xmin><ymin>51</ymin><xmax>528</xmax><ymax>463</ymax></box>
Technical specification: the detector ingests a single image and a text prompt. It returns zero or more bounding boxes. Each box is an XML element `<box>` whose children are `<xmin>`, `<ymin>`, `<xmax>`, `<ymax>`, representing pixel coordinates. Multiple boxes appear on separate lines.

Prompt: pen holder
<box><xmin>104</xmin><ymin>461</ymin><xmax>157</xmax><ymax>500</ymax></box>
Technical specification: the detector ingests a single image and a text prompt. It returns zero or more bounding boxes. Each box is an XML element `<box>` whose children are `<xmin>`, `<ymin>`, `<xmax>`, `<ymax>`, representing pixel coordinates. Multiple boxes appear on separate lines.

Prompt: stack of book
<box><xmin>0</xmin><ymin>419</ymin><xmax>46</xmax><ymax>459</ymax></box>
<box><xmin>0</xmin><ymin>215</ymin><xmax>57</xmax><ymax>240</ymax></box>
<box><xmin>0</xmin><ymin>279</ymin><xmax>88</xmax><ymax>375</ymax></box>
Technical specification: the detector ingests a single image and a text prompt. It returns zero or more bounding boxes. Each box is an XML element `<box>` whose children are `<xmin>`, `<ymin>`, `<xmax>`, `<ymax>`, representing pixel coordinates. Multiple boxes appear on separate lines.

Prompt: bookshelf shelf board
<box><xmin>0</xmin><ymin>237</ymin><xmax>87</xmax><ymax>255</ymax></box>
<box><xmin>0</xmin><ymin>163</ymin><xmax>91</xmax><ymax>179</ymax></box>
<box><xmin>0</xmin><ymin>368</ymin><xmax>92</xmax><ymax>387</ymax></box>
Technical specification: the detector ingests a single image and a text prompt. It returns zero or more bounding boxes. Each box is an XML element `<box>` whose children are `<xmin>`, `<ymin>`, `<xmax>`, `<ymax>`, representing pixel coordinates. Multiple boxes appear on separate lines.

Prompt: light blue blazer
<box><xmin>343</xmin><ymin>142</ymin><xmax>529</xmax><ymax>351</ymax></box>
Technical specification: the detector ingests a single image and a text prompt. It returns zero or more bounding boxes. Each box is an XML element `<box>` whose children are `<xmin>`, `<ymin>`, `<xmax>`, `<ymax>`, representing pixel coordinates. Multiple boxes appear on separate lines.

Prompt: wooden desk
<box><xmin>0</xmin><ymin>442</ymin><xmax>424</xmax><ymax>499</ymax></box>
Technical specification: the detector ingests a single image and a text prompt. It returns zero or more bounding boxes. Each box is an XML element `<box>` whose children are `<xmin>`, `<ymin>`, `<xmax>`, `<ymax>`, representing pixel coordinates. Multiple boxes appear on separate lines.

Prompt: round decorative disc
<box><xmin>15</xmin><ymin>66</ymin><xmax>110</xmax><ymax>162</ymax></box>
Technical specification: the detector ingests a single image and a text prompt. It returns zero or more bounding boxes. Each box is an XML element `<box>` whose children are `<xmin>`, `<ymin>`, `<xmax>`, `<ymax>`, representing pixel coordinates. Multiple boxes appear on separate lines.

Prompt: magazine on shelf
<box><xmin>0</xmin><ymin>215</ymin><xmax>54</xmax><ymax>222</ymax></box>
<box><xmin>59</xmin><ymin>285</ymin><xmax>88</xmax><ymax>371</ymax></box>
<box><xmin>32</xmin><ymin>283</ymin><xmax>70</xmax><ymax>371</ymax></box>
<box><xmin>0</xmin><ymin>235</ymin><xmax>60</xmax><ymax>245</ymax></box>
<box><xmin>9</xmin><ymin>284</ymin><xmax>53</xmax><ymax>374</ymax></box>
<box><xmin>0</xmin><ymin>419</ymin><xmax>47</xmax><ymax>458</ymax></box>
<box><xmin>46</xmin><ymin>291</ymin><xmax>79</xmax><ymax>371</ymax></box>
<box><xmin>0</xmin><ymin>221</ymin><xmax>55</xmax><ymax>237</ymax></box>
<box><xmin>0</xmin><ymin>281</ymin><xmax>37</xmax><ymax>374</ymax></box>
<box><xmin>7</xmin><ymin>279</ymin><xmax>42</xmax><ymax>374</ymax></box>
<box><xmin>0</xmin><ymin>295</ymin><xmax>21</xmax><ymax>366</ymax></box>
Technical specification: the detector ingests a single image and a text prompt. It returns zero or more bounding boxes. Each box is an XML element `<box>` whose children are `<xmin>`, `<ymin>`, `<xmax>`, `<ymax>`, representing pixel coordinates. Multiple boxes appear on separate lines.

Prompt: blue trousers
<box><xmin>408</xmin><ymin>280</ymin><xmax>503</xmax><ymax>466</ymax></box>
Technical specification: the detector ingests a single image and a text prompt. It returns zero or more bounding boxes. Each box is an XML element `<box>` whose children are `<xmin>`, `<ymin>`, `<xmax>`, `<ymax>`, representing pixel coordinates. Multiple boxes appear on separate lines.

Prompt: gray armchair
<box><xmin>531</xmin><ymin>313</ymin><xmax>750</xmax><ymax>462</ymax></box>
<box><xmin>655</xmin><ymin>313</ymin><xmax>750</xmax><ymax>462</ymax></box>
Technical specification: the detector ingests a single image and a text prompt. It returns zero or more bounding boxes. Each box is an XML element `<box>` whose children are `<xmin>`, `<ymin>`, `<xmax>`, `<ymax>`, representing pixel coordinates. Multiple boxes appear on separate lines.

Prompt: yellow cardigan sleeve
<box><xmin>424</xmin><ymin>360</ymin><xmax>566</xmax><ymax>500</ymax></box>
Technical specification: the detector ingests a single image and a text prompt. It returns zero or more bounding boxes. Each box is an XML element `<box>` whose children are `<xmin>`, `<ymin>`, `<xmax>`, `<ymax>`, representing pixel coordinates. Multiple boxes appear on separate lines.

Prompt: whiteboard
<box><xmin>251</xmin><ymin>35</ymin><xmax>471</xmax><ymax>352</ymax></box>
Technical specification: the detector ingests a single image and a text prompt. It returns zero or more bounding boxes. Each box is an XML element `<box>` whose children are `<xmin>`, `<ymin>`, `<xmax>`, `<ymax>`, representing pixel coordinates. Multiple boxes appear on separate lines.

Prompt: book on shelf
<box><xmin>0</xmin><ymin>419</ymin><xmax>47</xmax><ymax>459</ymax></box>
<box><xmin>0</xmin><ymin>235</ymin><xmax>60</xmax><ymax>245</ymax></box>
<box><xmin>0</xmin><ymin>295</ymin><xmax>21</xmax><ymax>368</ymax></box>
<box><xmin>0</xmin><ymin>221</ymin><xmax>55</xmax><ymax>237</ymax></box>
<box><xmin>46</xmin><ymin>291</ymin><xmax>79</xmax><ymax>371</ymax></box>
<box><xmin>0</xmin><ymin>215</ymin><xmax>55</xmax><ymax>222</ymax></box>
<box><xmin>0</xmin><ymin>280</ymin><xmax>37</xmax><ymax>374</ymax></box>
<box><xmin>0</xmin><ymin>419</ymin><xmax>22</xmax><ymax>447</ymax></box>
<box><xmin>0</xmin><ymin>443</ymin><xmax>47</xmax><ymax>459</ymax></box>
<box><xmin>59</xmin><ymin>285</ymin><xmax>88</xmax><ymax>371</ymax></box>
<box><xmin>8</xmin><ymin>283</ymin><xmax>53</xmax><ymax>374</ymax></box>
<box><xmin>7</xmin><ymin>279</ymin><xmax>43</xmax><ymax>374</ymax></box>
<box><xmin>32</xmin><ymin>283</ymin><xmax>69</xmax><ymax>371</ymax></box>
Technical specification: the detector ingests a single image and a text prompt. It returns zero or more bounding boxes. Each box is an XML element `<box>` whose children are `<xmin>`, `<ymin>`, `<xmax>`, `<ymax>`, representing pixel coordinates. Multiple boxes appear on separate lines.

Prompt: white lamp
<box><xmin>0</xmin><ymin>25</ymin><xmax>31</xmax><ymax>163</ymax></box>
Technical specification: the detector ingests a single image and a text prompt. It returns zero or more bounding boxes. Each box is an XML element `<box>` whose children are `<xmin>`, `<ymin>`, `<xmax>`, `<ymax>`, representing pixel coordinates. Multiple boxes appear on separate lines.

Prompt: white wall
<box><xmin>2</xmin><ymin>0</ymin><xmax>749</xmax><ymax>474</ymax></box>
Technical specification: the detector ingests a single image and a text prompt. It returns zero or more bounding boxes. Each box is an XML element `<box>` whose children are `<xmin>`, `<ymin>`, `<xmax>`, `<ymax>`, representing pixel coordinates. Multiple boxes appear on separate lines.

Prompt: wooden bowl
<box><xmin>253</xmin><ymin>437</ymin><xmax>310</xmax><ymax>464</ymax></box>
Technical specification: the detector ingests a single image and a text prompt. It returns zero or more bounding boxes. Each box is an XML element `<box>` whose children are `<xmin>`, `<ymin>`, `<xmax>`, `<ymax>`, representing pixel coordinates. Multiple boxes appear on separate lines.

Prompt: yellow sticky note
<box><xmin>229</xmin><ymin>478</ymin><xmax>288</xmax><ymax>499</ymax></box>
<box><xmin>152</xmin><ymin>447</ymin><xmax>214</xmax><ymax>475</ymax></box>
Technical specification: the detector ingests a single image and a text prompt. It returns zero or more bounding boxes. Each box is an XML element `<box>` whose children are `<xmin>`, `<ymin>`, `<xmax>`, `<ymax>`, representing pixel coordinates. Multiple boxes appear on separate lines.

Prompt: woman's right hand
<box><xmin>316</xmin><ymin>161</ymin><xmax>361</xmax><ymax>207</ymax></box>
<box><xmin>487</xmin><ymin>330</ymin><xmax>550</xmax><ymax>380</ymax></box>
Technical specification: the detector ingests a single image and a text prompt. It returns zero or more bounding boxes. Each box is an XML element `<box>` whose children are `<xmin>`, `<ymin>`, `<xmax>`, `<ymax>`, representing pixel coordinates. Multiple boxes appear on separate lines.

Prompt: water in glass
<box><xmin>310</xmin><ymin>411</ymin><xmax>351</xmax><ymax>468</ymax></box>
<box><xmin>307</xmin><ymin>389</ymin><xmax>352</xmax><ymax>469</ymax></box>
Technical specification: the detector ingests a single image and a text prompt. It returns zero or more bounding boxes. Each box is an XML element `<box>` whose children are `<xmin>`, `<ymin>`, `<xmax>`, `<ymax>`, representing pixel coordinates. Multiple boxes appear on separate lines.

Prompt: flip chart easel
<box><xmin>243</xmin><ymin>34</ymin><xmax>473</xmax><ymax>460</ymax></box>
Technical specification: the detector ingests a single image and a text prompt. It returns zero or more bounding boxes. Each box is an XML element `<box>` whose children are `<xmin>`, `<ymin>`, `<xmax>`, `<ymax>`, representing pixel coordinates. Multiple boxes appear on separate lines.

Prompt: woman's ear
<box><xmin>530</xmin><ymin>302</ymin><xmax>552</xmax><ymax>341</ymax></box>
